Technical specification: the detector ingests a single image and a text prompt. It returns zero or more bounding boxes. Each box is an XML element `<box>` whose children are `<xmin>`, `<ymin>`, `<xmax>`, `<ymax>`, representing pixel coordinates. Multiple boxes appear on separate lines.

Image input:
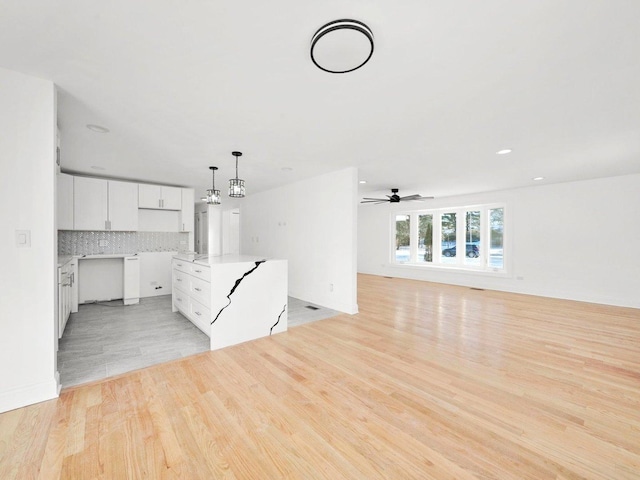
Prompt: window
<box><xmin>391</xmin><ymin>204</ymin><xmax>506</xmax><ymax>272</ymax></box>
<box><xmin>418</xmin><ymin>214</ymin><xmax>433</xmax><ymax>263</ymax></box>
<box><xmin>489</xmin><ymin>207</ymin><xmax>504</xmax><ymax>269</ymax></box>
<box><xmin>395</xmin><ymin>215</ymin><xmax>410</xmax><ymax>263</ymax></box>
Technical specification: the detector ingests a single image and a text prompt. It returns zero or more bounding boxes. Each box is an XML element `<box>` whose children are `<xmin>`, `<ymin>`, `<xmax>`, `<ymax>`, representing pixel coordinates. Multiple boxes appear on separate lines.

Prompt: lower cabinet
<box><xmin>172</xmin><ymin>259</ymin><xmax>211</xmax><ymax>336</ymax></box>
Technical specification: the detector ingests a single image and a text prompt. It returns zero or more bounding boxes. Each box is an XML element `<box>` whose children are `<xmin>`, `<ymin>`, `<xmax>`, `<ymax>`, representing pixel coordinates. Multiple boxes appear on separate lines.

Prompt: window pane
<box><xmin>417</xmin><ymin>214</ymin><xmax>433</xmax><ymax>263</ymax></box>
<box><xmin>441</xmin><ymin>212</ymin><xmax>457</xmax><ymax>264</ymax></box>
<box><xmin>465</xmin><ymin>210</ymin><xmax>481</xmax><ymax>266</ymax></box>
<box><xmin>395</xmin><ymin>215</ymin><xmax>410</xmax><ymax>262</ymax></box>
<box><xmin>489</xmin><ymin>208</ymin><xmax>504</xmax><ymax>269</ymax></box>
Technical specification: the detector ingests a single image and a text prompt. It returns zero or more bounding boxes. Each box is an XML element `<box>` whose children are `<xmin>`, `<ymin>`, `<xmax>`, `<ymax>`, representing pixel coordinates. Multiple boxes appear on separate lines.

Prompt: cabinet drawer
<box><xmin>188</xmin><ymin>297</ymin><xmax>211</xmax><ymax>336</ymax></box>
<box><xmin>173</xmin><ymin>269</ymin><xmax>189</xmax><ymax>290</ymax></box>
<box><xmin>189</xmin><ymin>263</ymin><xmax>210</xmax><ymax>282</ymax></box>
<box><xmin>189</xmin><ymin>276</ymin><xmax>211</xmax><ymax>307</ymax></box>
<box><xmin>172</xmin><ymin>259</ymin><xmax>190</xmax><ymax>274</ymax></box>
<box><xmin>173</xmin><ymin>289</ymin><xmax>188</xmax><ymax>312</ymax></box>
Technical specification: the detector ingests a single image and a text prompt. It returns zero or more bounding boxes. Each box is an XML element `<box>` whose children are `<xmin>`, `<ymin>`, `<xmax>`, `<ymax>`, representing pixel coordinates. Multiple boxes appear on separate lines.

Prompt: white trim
<box><xmin>0</xmin><ymin>379</ymin><xmax>58</xmax><ymax>414</ymax></box>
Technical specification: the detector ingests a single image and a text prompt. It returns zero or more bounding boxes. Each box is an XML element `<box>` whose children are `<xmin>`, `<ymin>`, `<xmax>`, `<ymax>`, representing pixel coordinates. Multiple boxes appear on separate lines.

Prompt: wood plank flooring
<box><xmin>2</xmin><ymin>274</ymin><xmax>639</xmax><ymax>479</ymax></box>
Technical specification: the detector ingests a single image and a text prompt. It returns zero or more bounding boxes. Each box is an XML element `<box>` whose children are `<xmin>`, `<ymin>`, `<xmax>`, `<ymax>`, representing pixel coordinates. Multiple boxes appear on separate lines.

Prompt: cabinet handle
<box><xmin>194</xmin><ymin>287</ymin><xmax>201</xmax><ymax>292</ymax></box>
<box><xmin>194</xmin><ymin>311</ymin><xmax>201</xmax><ymax>316</ymax></box>
<box><xmin>176</xmin><ymin>278</ymin><xmax>182</xmax><ymax>282</ymax></box>
<box><xmin>177</xmin><ymin>263</ymin><xmax>183</xmax><ymax>267</ymax></box>
<box><xmin>176</xmin><ymin>297</ymin><xmax>182</xmax><ymax>302</ymax></box>
<box><xmin>194</xmin><ymin>269</ymin><xmax>202</xmax><ymax>273</ymax></box>
<box><xmin>70</xmin><ymin>273</ymin><xmax>74</xmax><ymax>285</ymax></box>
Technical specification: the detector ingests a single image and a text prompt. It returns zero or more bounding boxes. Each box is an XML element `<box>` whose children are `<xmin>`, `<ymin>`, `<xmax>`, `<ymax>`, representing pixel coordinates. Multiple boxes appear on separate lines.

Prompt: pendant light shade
<box><xmin>206</xmin><ymin>166</ymin><xmax>221</xmax><ymax>205</ymax></box>
<box><xmin>229</xmin><ymin>151</ymin><xmax>245</xmax><ymax>198</ymax></box>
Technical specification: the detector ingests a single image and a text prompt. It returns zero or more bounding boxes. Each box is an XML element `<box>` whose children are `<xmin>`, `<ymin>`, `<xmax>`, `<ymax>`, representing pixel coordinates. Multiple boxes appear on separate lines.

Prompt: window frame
<box><xmin>389</xmin><ymin>203</ymin><xmax>508</xmax><ymax>275</ymax></box>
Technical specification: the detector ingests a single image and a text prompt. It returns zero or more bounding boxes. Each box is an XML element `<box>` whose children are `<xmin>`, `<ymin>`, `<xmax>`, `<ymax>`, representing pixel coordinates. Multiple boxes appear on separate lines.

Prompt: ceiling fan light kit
<box><xmin>361</xmin><ymin>188</ymin><xmax>434</xmax><ymax>204</ymax></box>
<box><xmin>310</xmin><ymin>19</ymin><xmax>374</xmax><ymax>74</ymax></box>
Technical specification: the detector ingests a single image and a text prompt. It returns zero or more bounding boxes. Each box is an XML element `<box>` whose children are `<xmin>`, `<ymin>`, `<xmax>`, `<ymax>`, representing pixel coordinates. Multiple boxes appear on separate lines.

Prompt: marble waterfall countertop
<box><xmin>172</xmin><ymin>253</ymin><xmax>277</xmax><ymax>267</ymax></box>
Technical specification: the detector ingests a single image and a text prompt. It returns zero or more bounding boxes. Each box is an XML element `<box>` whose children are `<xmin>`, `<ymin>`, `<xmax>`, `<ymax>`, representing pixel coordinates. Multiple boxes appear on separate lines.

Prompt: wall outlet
<box><xmin>329</xmin><ymin>283</ymin><xmax>334</xmax><ymax>292</ymax></box>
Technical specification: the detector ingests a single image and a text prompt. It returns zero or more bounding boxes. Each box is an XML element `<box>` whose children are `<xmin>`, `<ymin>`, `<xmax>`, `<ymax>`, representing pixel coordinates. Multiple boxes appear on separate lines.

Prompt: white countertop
<box><xmin>173</xmin><ymin>253</ymin><xmax>281</xmax><ymax>266</ymax></box>
<box><xmin>78</xmin><ymin>253</ymin><xmax>138</xmax><ymax>259</ymax></box>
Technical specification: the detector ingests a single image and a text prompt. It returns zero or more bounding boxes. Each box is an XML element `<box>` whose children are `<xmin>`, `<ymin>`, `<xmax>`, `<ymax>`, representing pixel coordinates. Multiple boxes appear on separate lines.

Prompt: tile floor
<box><xmin>58</xmin><ymin>295</ymin><xmax>339</xmax><ymax>388</ymax></box>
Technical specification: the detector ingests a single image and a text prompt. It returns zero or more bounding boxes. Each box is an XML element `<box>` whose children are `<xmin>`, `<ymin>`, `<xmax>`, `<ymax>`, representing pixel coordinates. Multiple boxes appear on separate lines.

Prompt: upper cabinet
<box><xmin>180</xmin><ymin>188</ymin><xmax>195</xmax><ymax>232</ymax></box>
<box><xmin>139</xmin><ymin>184</ymin><xmax>182</xmax><ymax>210</ymax></box>
<box><xmin>108</xmin><ymin>180</ymin><xmax>139</xmax><ymax>231</ymax></box>
<box><xmin>73</xmin><ymin>177</ymin><xmax>138</xmax><ymax>231</ymax></box>
<box><xmin>56</xmin><ymin>173</ymin><xmax>74</xmax><ymax>230</ymax></box>
<box><xmin>74</xmin><ymin>177</ymin><xmax>108</xmax><ymax>230</ymax></box>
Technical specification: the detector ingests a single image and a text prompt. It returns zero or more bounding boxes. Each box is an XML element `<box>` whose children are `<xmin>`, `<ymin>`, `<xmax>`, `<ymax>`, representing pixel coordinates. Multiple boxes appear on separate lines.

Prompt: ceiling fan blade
<box><xmin>360</xmin><ymin>199</ymin><xmax>389</xmax><ymax>204</ymax></box>
<box><xmin>399</xmin><ymin>194</ymin><xmax>422</xmax><ymax>200</ymax></box>
<box><xmin>415</xmin><ymin>196</ymin><xmax>435</xmax><ymax>200</ymax></box>
<box><xmin>362</xmin><ymin>197</ymin><xmax>387</xmax><ymax>201</ymax></box>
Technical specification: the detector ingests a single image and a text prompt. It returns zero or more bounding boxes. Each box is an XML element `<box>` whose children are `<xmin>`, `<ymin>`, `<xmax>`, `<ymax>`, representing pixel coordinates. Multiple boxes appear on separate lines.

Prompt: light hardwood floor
<box><xmin>1</xmin><ymin>274</ymin><xmax>639</xmax><ymax>479</ymax></box>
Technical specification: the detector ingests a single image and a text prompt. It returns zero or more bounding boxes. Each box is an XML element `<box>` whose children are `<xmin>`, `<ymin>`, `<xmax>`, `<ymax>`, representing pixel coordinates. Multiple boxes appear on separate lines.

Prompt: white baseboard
<box><xmin>0</xmin><ymin>378</ymin><xmax>59</xmax><ymax>414</ymax></box>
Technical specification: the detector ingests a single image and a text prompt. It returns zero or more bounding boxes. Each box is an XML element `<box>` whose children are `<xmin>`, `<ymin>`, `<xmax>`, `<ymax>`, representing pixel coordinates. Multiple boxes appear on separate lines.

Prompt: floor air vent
<box><xmin>305</xmin><ymin>305</ymin><xmax>320</xmax><ymax>310</ymax></box>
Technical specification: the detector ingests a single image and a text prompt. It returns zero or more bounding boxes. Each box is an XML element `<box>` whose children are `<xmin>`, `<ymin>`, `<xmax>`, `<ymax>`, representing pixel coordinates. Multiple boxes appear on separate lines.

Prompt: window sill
<box><xmin>389</xmin><ymin>262</ymin><xmax>510</xmax><ymax>278</ymax></box>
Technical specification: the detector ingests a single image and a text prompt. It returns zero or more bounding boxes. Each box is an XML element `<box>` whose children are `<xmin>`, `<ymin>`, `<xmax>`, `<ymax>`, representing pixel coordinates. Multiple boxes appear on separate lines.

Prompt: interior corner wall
<box><xmin>240</xmin><ymin>167</ymin><xmax>358</xmax><ymax>314</ymax></box>
<box><xmin>358</xmin><ymin>173</ymin><xmax>640</xmax><ymax>309</ymax></box>
<box><xmin>0</xmin><ymin>67</ymin><xmax>58</xmax><ymax>412</ymax></box>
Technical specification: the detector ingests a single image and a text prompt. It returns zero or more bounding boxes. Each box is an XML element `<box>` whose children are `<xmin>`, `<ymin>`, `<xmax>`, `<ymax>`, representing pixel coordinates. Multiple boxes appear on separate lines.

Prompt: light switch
<box><xmin>16</xmin><ymin>230</ymin><xmax>31</xmax><ymax>248</ymax></box>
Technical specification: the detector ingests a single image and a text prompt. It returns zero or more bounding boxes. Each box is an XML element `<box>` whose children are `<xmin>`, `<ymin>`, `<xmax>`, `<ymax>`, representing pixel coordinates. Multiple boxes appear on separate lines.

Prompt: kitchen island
<box><xmin>172</xmin><ymin>253</ymin><xmax>288</xmax><ymax>351</ymax></box>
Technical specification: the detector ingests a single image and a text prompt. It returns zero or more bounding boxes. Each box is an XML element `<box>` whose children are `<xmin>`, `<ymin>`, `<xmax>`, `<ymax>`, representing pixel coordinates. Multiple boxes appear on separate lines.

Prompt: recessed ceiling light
<box><xmin>86</xmin><ymin>124</ymin><xmax>110</xmax><ymax>133</ymax></box>
<box><xmin>359</xmin><ymin>180</ymin><xmax>367</xmax><ymax>184</ymax></box>
<box><xmin>496</xmin><ymin>149</ymin><xmax>512</xmax><ymax>155</ymax></box>
<box><xmin>91</xmin><ymin>165</ymin><xmax>106</xmax><ymax>171</ymax></box>
<box><xmin>532</xmin><ymin>176</ymin><xmax>544</xmax><ymax>181</ymax></box>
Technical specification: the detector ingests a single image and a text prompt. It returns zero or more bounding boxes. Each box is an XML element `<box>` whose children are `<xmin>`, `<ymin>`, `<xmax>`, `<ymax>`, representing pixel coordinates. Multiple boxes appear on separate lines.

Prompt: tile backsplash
<box><xmin>58</xmin><ymin>231</ymin><xmax>190</xmax><ymax>255</ymax></box>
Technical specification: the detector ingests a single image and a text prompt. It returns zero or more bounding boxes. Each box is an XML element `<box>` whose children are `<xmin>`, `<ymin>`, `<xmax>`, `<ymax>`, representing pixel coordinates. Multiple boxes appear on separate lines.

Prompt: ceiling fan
<box><xmin>361</xmin><ymin>188</ymin><xmax>434</xmax><ymax>204</ymax></box>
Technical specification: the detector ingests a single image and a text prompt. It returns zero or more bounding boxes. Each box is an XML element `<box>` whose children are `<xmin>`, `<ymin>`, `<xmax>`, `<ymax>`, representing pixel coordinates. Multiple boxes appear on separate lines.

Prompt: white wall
<box><xmin>0</xmin><ymin>67</ymin><xmax>58</xmax><ymax>412</ymax></box>
<box><xmin>359</xmin><ymin>174</ymin><xmax>640</xmax><ymax>309</ymax></box>
<box><xmin>241</xmin><ymin>168</ymin><xmax>358</xmax><ymax>314</ymax></box>
<box><xmin>138</xmin><ymin>252</ymin><xmax>176</xmax><ymax>297</ymax></box>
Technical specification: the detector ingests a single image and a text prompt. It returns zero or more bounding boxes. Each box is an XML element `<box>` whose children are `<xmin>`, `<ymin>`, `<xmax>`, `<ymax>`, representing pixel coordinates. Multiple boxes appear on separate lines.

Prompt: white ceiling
<box><xmin>1</xmin><ymin>1</ymin><xmax>639</xmax><ymax>200</ymax></box>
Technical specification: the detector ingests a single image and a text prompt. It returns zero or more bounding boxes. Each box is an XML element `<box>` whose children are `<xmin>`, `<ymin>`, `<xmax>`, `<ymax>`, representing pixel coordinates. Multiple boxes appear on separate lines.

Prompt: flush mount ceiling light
<box><xmin>228</xmin><ymin>151</ymin><xmax>245</xmax><ymax>198</ymax></box>
<box><xmin>205</xmin><ymin>166</ymin><xmax>221</xmax><ymax>205</ymax></box>
<box><xmin>496</xmin><ymin>149</ymin><xmax>512</xmax><ymax>155</ymax></box>
<box><xmin>311</xmin><ymin>19</ymin><xmax>374</xmax><ymax>74</ymax></box>
<box><xmin>86</xmin><ymin>124</ymin><xmax>110</xmax><ymax>133</ymax></box>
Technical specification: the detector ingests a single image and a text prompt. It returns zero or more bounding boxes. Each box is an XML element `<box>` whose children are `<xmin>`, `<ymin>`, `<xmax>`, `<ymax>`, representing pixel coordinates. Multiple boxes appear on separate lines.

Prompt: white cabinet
<box><xmin>108</xmin><ymin>180</ymin><xmax>138</xmax><ymax>231</ymax></box>
<box><xmin>56</xmin><ymin>173</ymin><xmax>74</xmax><ymax>230</ymax></box>
<box><xmin>74</xmin><ymin>176</ymin><xmax>108</xmax><ymax>230</ymax></box>
<box><xmin>139</xmin><ymin>184</ymin><xmax>182</xmax><ymax>210</ymax></box>
<box><xmin>73</xmin><ymin>177</ymin><xmax>138</xmax><ymax>231</ymax></box>
<box><xmin>123</xmin><ymin>256</ymin><xmax>140</xmax><ymax>305</ymax></box>
<box><xmin>180</xmin><ymin>188</ymin><xmax>194</xmax><ymax>232</ymax></box>
<box><xmin>172</xmin><ymin>259</ymin><xmax>211</xmax><ymax>336</ymax></box>
<box><xmin>58</xmin><ymin>259</ymin><xmax>74</xmax><ymax>339</ymax></box>
<box><xmin>70</xmin><ymin>258</ymin><xmax>78</xmax><ymax>313</ymax></box>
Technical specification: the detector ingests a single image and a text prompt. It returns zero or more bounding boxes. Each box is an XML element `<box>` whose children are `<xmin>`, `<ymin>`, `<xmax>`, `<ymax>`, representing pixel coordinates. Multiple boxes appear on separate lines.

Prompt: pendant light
<box><xmin>205</xmin><ymin>166</ymin><xmax>221</xmax><ymax>205</ymax></box>
<box><xmin>228</xmin><ymin>151</ymin><xmax>245</xmax><ymax>198</ymax></box>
